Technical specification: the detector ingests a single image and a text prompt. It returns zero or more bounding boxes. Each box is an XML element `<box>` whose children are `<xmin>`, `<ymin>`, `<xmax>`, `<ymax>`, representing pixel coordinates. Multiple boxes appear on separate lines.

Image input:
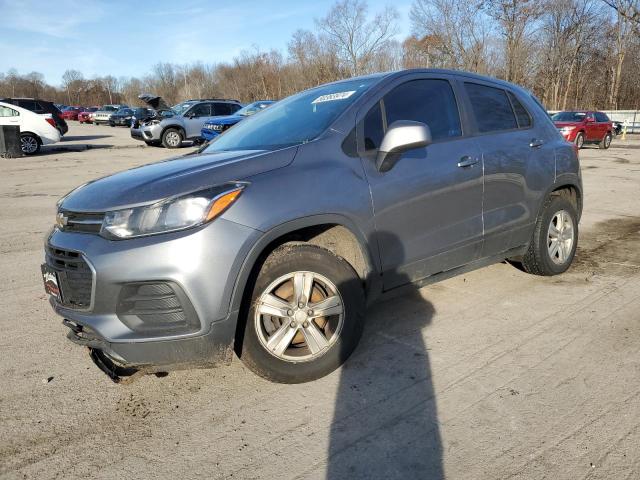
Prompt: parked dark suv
<box><xmin>1</xmin><ymin>97</ymin><xmax>68</xmax><ymax>135</ymax></box>
<box><xmin>42</xmin><ymin>70</ymin><xmax>581</xmax><ymax>384</ymax></box>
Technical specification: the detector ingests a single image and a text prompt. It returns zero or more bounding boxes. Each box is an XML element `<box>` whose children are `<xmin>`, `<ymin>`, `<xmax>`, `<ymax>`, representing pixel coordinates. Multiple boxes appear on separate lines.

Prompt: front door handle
<box><xmin>457</xmin><ymin>156</ymin><xmax>479</xmax><ymax>168</ymax></box>
<box><xmin>530</xmin><ymin>138</ymin><xmax>544</xmax><ymax>148</ymax></box>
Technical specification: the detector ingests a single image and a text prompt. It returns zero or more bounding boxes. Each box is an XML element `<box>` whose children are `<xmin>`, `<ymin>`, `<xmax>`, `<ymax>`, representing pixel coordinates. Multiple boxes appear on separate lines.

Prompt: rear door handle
<box><xmin>457</xmin><ymin>156</ymin><xmax>479</xmax><ymax>168</ymax></box>
<box><xmin>530</xmin><ymin>138</ymin><xmax>544</xmax><ymax>148</ymax></box>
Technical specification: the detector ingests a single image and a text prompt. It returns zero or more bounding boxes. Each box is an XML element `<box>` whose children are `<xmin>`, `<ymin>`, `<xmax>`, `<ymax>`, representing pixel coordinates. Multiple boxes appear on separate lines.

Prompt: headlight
<box><xmin>212</xmin><ymin>124</ymin><xmax>223</xmax><ymax>131</ymax></box>
<box><xmin>560</xmin><ymin>126</ymin><xmax>576</xmax><ymax>134</ymax></box>
<box><xmin>100</xmin><ymin>183</ymin><xmax>245</xmax><ymax>239</ymax></box>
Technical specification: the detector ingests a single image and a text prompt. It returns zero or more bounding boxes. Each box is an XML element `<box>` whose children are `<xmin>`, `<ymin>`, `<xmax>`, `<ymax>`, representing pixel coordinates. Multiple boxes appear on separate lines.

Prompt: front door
<box><xmin>358</xmin><ymin>77</ymin><xmax>483</xmax><ymax>290</ymax></box>
<box><xmin>183</xmin><ymin>103</ymin><xmax>212</xmax><ymax>138</ymax></box>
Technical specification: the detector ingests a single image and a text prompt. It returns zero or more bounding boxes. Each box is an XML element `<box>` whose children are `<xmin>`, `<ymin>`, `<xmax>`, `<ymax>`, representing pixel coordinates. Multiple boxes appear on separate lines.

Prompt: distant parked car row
<box><xmin>131</xmin><ymin>95</ymin><xmax>274</xmax><ymax>148</ymax></box>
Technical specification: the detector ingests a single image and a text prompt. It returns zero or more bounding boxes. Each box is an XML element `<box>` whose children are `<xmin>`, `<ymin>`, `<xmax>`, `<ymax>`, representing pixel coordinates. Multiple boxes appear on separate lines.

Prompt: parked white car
<box><xmin>0</xmin><ymin>101</ymin><xmax>61</xmax><ymax>154</ymax></box>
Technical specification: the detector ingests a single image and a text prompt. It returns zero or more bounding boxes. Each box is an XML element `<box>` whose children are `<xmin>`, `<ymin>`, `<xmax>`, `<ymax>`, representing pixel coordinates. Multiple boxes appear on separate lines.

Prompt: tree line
<box><xmin>1</xmin><ymin>0</ymin><xmax>638</xmax><ymax>111</ymax></box>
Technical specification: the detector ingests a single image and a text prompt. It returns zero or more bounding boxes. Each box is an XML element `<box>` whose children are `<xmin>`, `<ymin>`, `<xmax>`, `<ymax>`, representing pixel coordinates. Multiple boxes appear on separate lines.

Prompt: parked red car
<box><xmin>551</xmin><ymin>111</ymin><xmax>612</xmax><ymax>149</ymax></box>
<box><xmin>78</xmin><ymin>107</ymin><xmax>99</xmax><ymax>124</ymax></box>
<box><xmin>61</xmin><ymin>106</ymin><xmax>83</xmax><ymax>121</ymax></box>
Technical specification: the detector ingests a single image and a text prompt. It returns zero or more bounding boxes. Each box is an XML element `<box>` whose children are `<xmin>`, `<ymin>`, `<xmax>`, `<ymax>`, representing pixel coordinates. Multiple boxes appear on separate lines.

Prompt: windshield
<box><xmin>552</xmin><ymin>111</ymin><xmax>586</xmax><ymax>122</ymax></box>
<box><xmin>102</xmin><ymin>106</ymin><xmax>118</xmax><ymax>112</ymax></box>
<box><xmin>171</xmin><ymin>102</ymin><xmax>196</xmax><ymax>115</ymax></box>
<box><xmin>204</xmin><ymin>78</ymin><xmax>379</xmax><ymax>152</ymax></box>
<box><xmin>117</xmin><ymin>108</ymin><xmax>133</xmax><ymax>115</ymax></box>
<box><xmin>237</xmin><ymin>101</ymin><xmax>274</xmax><ymax>116</ymax></box>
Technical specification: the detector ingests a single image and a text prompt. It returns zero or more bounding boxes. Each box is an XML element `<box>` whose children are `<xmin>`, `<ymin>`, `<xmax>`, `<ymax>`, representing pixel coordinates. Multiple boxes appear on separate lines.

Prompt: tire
<box><xmin>520</xmin><ymin>195</ymin><xmax>578</xmax><ymax>276</ymax></box>
<box><xmin>20</xmin><ymin>133</ymin><xmax>40</xmax><ymax>155</ymax></box>
<box><xmin>239</xmin><ymin>243</ymin><xmax>365</xmax><ymax>383</ymax></box>
<box><xmin>161</xmin><ymin>128</ymin><xmax>183</xmax><ymax>149</ymax></box>
<box><xmin>599</xmin><ymin>132</ymin><xmax>612</xmax><ymax>149</ymax></box>
<box><xmin>109</xmin><ymin>123</ymin><xmax>115</xmax><ymax>127</ymax></box>
<box><xmin>574</xmin><ymin>132</ymin><xmax>584</xmax><ymax>149</ymax></box>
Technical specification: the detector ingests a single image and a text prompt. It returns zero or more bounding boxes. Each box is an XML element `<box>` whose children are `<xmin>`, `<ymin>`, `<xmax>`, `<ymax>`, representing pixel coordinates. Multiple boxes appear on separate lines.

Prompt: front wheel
<box><xmin>161</xmin><ymin>128</ymin><xmax>183</xmax><ymax>148</ymax></box>
<box><xmin>520</xmin><ymin>195</ymin><xmax>578</xmax><ymax>276</ymax></box>
<box><xmin>600</xmin><ymin>133</ymin><xmax>612</xmax><ymax>149</ymax></box>
<box><xmin>239</xmin><ymin>244</ymin><xmax>365</xmax><ymax>383</ymax></box>
<box><xmin>20</xmin><ymin>133</ymin><xmax>40</xmax><ymax>155</ymax></box>
<box><xmin>574</xmin><ymin>132</ymin><xmax>584</xmax><ymax>149</ymax></box>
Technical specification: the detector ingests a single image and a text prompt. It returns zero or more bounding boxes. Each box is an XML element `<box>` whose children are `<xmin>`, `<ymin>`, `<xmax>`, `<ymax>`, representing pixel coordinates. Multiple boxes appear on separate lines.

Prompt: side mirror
<box><xmin>376</xmin><ymin>120</ymin><xmax>432</xmax><ymax>172</ymax></box>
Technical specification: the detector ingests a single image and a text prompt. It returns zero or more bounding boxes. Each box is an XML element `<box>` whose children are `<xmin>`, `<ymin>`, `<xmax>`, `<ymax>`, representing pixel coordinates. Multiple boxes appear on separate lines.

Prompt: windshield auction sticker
<box><xmin>311</xmin><ymin>91</ymin><xmax>356</xmax><ymax>104</ymax></box>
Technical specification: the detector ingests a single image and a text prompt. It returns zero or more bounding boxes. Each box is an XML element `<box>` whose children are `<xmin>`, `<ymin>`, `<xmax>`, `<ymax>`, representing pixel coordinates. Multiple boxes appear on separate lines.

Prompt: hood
<box><xmin>61</xmin><ymin>146</ymin><xmax>297</xmax><ymax>212</ymax></box>
<box><xmin>139</xmin><ymin>94</ymin><xmax>172</xmax><ymax>113</ymax></box>
<box><xmin>554</xmin><ymin>121</ymin><xmax>583</xmax><ymax>128</ymax></box>
<box><xmin>205</xmin><ymin>115</ymin><xmax>243</xmax><ymax>126</ymax></box>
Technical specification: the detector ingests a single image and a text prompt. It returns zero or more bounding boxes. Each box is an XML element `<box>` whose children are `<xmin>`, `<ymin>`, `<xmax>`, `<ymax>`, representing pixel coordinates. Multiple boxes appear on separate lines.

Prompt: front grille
<box><xmin>60</xmin><ymin>211</ymin><xmax>104</xmax><ymax>234</ymax></box>
<box><xmin>117</xmin><ymin>282</ymin><xmax>199</xmax><ymax>334</ymax></box>
<box><xmin>45</xmin><ymin>246</ymin><xmax>93</xmax><ymax>309</ymax></box>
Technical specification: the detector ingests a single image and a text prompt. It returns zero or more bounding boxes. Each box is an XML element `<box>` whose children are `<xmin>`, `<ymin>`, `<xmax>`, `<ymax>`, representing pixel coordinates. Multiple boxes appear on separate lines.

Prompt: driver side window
<box><xmin>362</xmin><ymin>79</ymin><xmax>462</xmax><ymax>153</ymax></box>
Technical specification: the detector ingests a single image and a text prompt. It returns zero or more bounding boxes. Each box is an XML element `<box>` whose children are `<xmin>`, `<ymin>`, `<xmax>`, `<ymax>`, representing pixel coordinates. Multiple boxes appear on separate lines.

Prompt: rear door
<box><xmin>462</xmin><ymin>81</ymin><xmax>555</xmax><ymax>256</ymax></box>
<box><xmin>359</xmin><ymin>75</ymin><xmax>484</xmax><ymax>289</ymax></box>
<box><xmin>0</xmin><ymin>104</ymin><xmax>21</xmax><ymax>126</ymax></box>
<box><xmin>595</xmin><ymin>112</ymin><xmax>610</xmax><ymax>140</ymax></box>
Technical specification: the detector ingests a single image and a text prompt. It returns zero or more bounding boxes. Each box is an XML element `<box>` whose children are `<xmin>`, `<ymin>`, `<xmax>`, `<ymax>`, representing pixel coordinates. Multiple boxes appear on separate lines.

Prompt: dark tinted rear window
<box><xmin>465</xmin><ymin>82</ymin><xmax>517</xmax><ymax>133</ymax></box>
<box><xmin>595</xmin><ymin>112</ymin><xmax>609</xmax><ymax>122</ymax></box>
<box><xmin>213</xmin><ymin>103</ymin><xmax>234</xmax><ymax>115</ymax></box>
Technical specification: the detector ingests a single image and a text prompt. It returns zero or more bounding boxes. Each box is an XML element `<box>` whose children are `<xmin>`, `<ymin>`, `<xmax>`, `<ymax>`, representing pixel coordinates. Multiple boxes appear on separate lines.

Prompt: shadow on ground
<box><xmin>327</xmin><ymin>231</ymin><xmax>444</xmax><ymax>479</ymax></box>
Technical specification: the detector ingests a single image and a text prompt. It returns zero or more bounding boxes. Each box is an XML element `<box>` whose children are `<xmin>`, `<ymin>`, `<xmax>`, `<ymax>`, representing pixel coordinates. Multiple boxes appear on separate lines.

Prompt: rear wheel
<box><xmin>599</xmin><ymin>132</ymin><xmax>612</xmax><ymax>149</ymax></box>
<box><xmin>20</xmin><ymin>133</ymin><xmax>40</xmax><ymax>155</ymax></box>
<box><xmin>239</xmin><ymin>244</ymin><xmax>365</xmax><ymax>383</ymax></box>
<box><xmin>520</xmin><ymin>195</ymin><xmax>578</xmax><ymax>276</ymax></box>
<box><xmin>161</xmin><ymin>128</ymin><xmax>183</xmax><ymax>148</ymax></box>
<box><xmin>574</xmin><ymin>132</ymin><xmax>584</xmax><ymax>149</ymax></box>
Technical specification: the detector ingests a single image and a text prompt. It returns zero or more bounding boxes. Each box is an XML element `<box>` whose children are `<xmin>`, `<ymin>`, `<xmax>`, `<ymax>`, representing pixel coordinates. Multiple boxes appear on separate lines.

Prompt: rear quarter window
<box><xmin>507</xmin><ymin>91</ymin><xmax>532</xmax><ymax>128</ymax></box>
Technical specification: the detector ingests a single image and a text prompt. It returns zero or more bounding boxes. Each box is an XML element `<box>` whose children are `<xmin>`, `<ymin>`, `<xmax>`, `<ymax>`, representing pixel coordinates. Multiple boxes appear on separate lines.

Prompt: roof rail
<box><xmin>186</xmin><ymin>98</ymin><xmax>241</xmax><ymax>103</ymax></box>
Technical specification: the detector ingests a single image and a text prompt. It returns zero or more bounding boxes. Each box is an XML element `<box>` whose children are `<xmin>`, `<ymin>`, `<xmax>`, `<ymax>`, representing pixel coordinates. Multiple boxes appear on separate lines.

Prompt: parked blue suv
<box><xmin>201</xmin><ymin>100</ymin><xmax>274</xmax><ymax>141</ymax></box>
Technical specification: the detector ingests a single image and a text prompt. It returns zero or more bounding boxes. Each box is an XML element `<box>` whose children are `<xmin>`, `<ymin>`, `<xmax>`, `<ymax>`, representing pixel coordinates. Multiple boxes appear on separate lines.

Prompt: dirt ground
<box><xmin>1</xmin><ymin>124</ymin><xmax>639</xmax><ymax>479</ymax></box>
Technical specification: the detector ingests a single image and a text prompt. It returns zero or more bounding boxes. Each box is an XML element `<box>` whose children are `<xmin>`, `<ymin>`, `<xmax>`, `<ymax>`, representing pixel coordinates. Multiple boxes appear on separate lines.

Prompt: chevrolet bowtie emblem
<box><xmin>56</xmin><ymin>212</ymin><xmax>68</xmax><ymax>228</ymax></box>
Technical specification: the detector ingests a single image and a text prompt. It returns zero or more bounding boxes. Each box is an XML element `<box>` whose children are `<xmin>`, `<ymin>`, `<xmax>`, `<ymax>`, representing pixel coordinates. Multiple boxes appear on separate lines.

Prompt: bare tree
<box><xmin>605</xmin><ymin>0</ymin><xmax>638</xmax><ymax>107</ymax></box>
<box><xmin>410</xmin><ymin>0</ymin><xmax>493</xmax><ymax>73</ymax></box>
<box><xmin>316</xmin><ymin>0</ymin><xmax>399</xmax><ymax>75</ymax></box>
<box><xmin>61</xmin><ymin>69</ymin><xmax>83</xmax><ymax>104</ymax></box>
<box><xmin>481</xmin><ymin>0</ymin><xmax>544</xmax><ymax>84</ymax></box>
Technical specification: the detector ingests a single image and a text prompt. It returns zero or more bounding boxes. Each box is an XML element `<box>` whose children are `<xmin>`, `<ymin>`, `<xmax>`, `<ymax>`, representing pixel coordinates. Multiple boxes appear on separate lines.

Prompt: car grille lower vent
<box><xmin>45</xmin><ymin>246</ymin><xmax>93</xmax><ymax>309</ymax></box>
<box><xmin>116</xmin><ymin>282</ymin><xmax>199</xmax><ymax>334</ymax></box>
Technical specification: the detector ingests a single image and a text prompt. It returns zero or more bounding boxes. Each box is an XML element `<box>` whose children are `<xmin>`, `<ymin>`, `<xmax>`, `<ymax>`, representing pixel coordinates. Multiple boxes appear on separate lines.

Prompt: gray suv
<box><xmin>135</xmin><ymin>95</ymin><xmax>242</xmax><ymax>148</ymax></box>
<box><xmin>42</xmin><ymin>70</ymin><xmax>582</xmax><ymax>384</ymax></box>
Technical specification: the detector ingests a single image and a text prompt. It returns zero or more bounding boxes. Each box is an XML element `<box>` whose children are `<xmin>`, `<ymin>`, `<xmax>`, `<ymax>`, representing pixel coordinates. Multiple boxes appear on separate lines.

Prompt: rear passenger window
<box><xmin>213</xmin><ymin>103</ymin><xmax>233</xmax><ymax>116</ymax></box>
<box><xmin>595</xmin><ymin>112</ymin><xmax>609</xmax><ymax>122</ymax></box>
<box><xmin>465</xmin><ymin>82</ymin><xmax>517</xmax><ymax>133</ymax></box>
<box><xmin>507</xmin><ymin>91</ymin><xmax>531</xmax><ymax>128</ymax></box>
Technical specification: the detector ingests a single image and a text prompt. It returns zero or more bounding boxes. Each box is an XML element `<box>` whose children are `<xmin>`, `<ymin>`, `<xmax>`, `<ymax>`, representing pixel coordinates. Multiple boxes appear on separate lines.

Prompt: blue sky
<box><xmin>0</xmin><ymin>0</ymin><xmax>413</xmax><ymax>86</ymax></box>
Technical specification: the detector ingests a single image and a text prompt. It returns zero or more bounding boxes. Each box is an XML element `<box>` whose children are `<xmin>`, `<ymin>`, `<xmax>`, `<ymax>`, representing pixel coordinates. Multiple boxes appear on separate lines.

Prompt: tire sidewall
<box><xmin>575</xmin><ymin>133</ymin><xmax>584</xmax><ymax>149</ymax></box>
<box><xmin>241</xmin><ymin>244</ymin><xmax>364</xmax><ymax>383</ymax></box>
<box><xmin>536</xmin><ymin>197</ymin><xmax>578</xmax><ymax>275</ymax></box>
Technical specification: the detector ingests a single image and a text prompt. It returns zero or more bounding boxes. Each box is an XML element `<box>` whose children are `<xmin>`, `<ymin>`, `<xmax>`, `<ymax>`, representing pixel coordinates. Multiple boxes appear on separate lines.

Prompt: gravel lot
<box><xmin>1</xmin><ymin>123</ymin><xmax>639</xmax><ymax>479</ymax></box>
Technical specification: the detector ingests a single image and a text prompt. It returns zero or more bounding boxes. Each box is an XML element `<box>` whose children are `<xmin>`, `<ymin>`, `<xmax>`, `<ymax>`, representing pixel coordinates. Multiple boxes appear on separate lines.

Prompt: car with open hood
<box><xmin>109</xmin><ymin>107</ymin><xmax>154</xmax><ymax>127</ymax></box>
<box><xmin>133</xmin><ymin>94</ymin><xmax>242</xmax><ymax>148</ymax></box>
<box><xmin>201</xmin><ymin>100</ymin><xmax>274</xmax><ymax>141</ymax></box>
<box><xmin>43</xmin><ymin>69</ymin><xmax>582</xmax><ymax>384</ymax></box>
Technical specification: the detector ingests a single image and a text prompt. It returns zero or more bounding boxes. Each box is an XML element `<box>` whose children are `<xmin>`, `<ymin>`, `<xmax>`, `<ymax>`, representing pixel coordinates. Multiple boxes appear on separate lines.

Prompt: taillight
<box><xmin>45</xmin><ymin>117</ymin><xmax>56</xmax><ymax>128</ymax></box>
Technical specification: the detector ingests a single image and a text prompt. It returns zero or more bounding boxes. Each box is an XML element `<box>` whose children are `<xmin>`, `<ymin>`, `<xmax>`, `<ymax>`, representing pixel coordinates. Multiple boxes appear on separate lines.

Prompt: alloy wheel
<box><xmin>547</xmin><ymin>210</ymin><xmax>574</xmax><ymax>265</ymax></box>
<box><xmin>254</xmin><ymin>271</ymin><xmax>344</xmax><ymax>362</ymax></box>
<box><xmin>20</xmin><ymin>136</ymin><xmax>38</xmax><ymax>154</ymax></box>
<box><xmin>165</xmin><ymin>131</ymin><xmax>181</xmax><ymax>147</ymax></box>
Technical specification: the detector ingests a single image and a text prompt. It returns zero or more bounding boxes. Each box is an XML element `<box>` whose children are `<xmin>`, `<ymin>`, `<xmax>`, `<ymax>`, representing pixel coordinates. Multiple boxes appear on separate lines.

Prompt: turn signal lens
<box><xmin>205</xmin><ymin>188</ymin><xmax>243</xmax><ymax>222</ymax></box>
